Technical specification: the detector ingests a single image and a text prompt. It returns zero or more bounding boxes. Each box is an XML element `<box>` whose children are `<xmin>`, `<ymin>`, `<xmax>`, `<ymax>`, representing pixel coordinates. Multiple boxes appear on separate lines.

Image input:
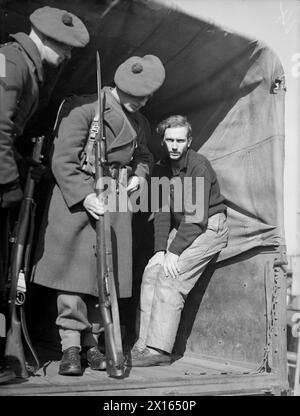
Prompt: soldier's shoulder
<box><xmin>0</xmin><ymin>41</ymin><xmax>25</xmax><ymax>63</ymax></box>
<box><xmin>0</xmin><ymin>42</ymin><xmax>29</xmax><ymax>88</ymax></box>
<box><xmin>0</xmin><ymin>41</ymin><xmax>29</xmax><ymax>78</ymax></box>
<box><xmin>0</xmin><ymin>40</ymin><xmax>15</xmax><ymax>52</ymax></box>
<box><xmin>62</xmin><ymin>94</ymin><xmax>96</xmax><ymax>111</ymax></box>
<box><xmin>54</xmin><ymin>94</ymin><xmax>97</xmax><ymax>132</ymax></box>
<box><xmin>70</xmin><ymin>97</ymin><xmax>97</xmax><ymax>123</ymax></box>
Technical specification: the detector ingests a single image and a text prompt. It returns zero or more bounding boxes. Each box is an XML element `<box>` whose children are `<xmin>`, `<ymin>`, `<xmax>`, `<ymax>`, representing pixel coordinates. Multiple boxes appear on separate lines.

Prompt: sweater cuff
<box><xmin>154</xmin><ymin>240</ymin><xmax>168</xmax><ymax>253</ymax></box>
<box><xmin>168</xmin><ymin>241</ymin><xmax>184</xmax><ymax>256</ymax></box>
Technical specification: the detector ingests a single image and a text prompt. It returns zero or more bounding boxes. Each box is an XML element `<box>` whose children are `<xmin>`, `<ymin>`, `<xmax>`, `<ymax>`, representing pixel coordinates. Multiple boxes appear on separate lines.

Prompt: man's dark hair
<box><xmin>156</xmin><ymin>115</ymin><xmax>192</xmax><ymax>139</ymax></box>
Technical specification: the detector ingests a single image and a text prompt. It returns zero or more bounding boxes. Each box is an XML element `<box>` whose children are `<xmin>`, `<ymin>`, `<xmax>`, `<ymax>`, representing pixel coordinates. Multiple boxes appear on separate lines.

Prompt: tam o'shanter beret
<box><xmin>30</xmin><ymin>6</ymin><xmax>89</xmax><ymax>48</ymax></box>
<box><xmin>114</xmin><ymin>55</ymin><xmax>165</xmax><ymax>97</ymax></box>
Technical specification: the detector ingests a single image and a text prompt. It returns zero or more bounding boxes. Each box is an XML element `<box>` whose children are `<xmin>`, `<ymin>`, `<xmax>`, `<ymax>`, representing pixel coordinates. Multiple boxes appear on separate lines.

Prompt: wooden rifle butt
<box><xmin>103</xmin><ymin>319</ymin><xmax>125</xmax><ymax>378</ymax></box>
<box><xmin>5</xmin><ymin>313</ymin><xmax>28</xmax><ymax>378</ymax></box>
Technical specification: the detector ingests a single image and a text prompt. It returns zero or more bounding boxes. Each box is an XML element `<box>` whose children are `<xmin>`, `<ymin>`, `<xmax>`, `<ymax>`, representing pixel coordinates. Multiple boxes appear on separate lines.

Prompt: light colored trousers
<box><xmin>135</xmin><ymin>212</ymin><xmax>229</xmax><ymax>354</ymax></box>
<box><xmin>56</xmin><ymin>291</ymin><xmax>102</xmax><ymax>352</ymax></box>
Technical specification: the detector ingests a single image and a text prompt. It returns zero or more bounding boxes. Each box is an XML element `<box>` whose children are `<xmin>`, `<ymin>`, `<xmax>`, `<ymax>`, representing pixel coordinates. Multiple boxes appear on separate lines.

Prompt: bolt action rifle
<box><xmin>94</xmin><ymin>52</ymin><xmax>125</xmax><ymax>378</ymax></box>
<box><xmin>4</xmin><ymin>136</ymin><xmax>44</xmax><ymax>378</ymax></box>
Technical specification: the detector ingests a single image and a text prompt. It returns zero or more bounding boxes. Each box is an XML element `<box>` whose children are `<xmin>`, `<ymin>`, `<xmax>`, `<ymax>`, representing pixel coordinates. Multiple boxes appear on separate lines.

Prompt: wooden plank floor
<box><xmin>0</xmin><ymin>350</ymin><xmax>280</xmax><ymax>396</ymax></box>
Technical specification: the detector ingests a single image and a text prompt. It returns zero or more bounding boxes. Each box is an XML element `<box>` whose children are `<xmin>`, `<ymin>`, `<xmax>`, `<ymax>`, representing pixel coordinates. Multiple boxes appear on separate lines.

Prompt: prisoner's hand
<box><xmin>147</xmin><ymin>251</ymin><xmax>165</xmax><ymax>268</ymax></box>
<box><xmin>164</xmin><ymin>252</ymin><xmax>180</xmax><ymax>279</ymax></box>
<box><xmin>83</xmin><ymin>193</ymin><xmax>105</xmax><ymax>220</ymax></box>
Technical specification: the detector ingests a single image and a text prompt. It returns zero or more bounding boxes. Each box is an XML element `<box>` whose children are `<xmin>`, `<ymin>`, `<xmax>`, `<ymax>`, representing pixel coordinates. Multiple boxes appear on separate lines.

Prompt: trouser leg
<box><xmin>56</xmin><ymin>291</ymin><xmax>101</xmax><ymax>351</ymax></box>
<box><xmin>135</xmin><ymin>263</ymin><xmax>163</xmax><ymax>350</ymax></box>
<box><xmin>146</xmin><ymin>257</ymin><xmax>213</xmax><ymax>353</ymax></box>
<box><xmin>81</xmin><ymin>295</ymin><xmax>102</xmax><ymax>349</ymax></box>
<box><xmin>146</xmin><ymin>213</ymin><xmax>228</xmax><ymax>353</ymax></box>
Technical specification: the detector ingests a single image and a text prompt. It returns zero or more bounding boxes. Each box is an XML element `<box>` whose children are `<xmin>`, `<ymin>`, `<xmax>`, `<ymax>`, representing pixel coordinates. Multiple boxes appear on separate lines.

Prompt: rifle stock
<box><xmin>4</xmin><ymin>309</ymin><xmax>27</xmax><ymax>378</ymax></box>
<box><xmin>5</xmin><ymin>136</ymin><xmax>44</xmax><ymax>378</ymax></box>
<box><xmin>95</xmin><ymin>53</ymin><xmax>125</xmax><ymax>378</ymax></box>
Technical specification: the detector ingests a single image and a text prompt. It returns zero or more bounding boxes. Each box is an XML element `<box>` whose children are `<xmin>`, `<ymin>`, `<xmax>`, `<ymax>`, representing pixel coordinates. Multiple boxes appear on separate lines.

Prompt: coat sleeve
<box><xmin>130</xmin><ymin>113</ymin><xmax>153</xmax><ymax>179</ymax></box>
<box><xmin>0</xmin><ymin>50</ymin><xmax>25</xmax><ymax>186</ymax></box>
<box><xmin>152</xmin><ymin>164</ymin><xmax>171</xmax><ymax>252</ymax></box>
<box><xmin>168</xmin><ymin>165</ymin><xmax>211</xmax><ymax>256</ymax></box>
<box><xmin>51</xmin><ymin>103</ymin><xmax>95</xmax><ymax>208</ymax></box>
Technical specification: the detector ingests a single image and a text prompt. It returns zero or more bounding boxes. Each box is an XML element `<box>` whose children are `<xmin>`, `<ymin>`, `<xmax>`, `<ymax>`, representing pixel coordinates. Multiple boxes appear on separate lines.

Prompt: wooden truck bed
<box><xmin>0</xmin><ymin>246</ymin><xmax>289</xmax><ymax>396</ymax></box>
<box><xmin>0</xmin><ymin>351</ymin><xmax>284</xmax><ymax>396</ymax></box>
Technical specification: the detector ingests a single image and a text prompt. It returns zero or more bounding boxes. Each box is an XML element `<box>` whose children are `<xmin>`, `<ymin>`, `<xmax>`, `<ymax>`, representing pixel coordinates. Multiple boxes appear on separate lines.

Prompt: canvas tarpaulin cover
<box><xmin>1</xmin><ymin>0</ymin><xmax>286</xmax><ymax>262</ymax></box>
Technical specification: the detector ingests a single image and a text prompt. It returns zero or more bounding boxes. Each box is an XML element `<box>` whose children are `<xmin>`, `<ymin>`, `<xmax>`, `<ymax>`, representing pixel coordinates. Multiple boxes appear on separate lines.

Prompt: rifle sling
<box><xmin>20</xmin><ymin>201</ymin><xmax>40</xmax><ymax>373</ymax></box>
<box><xmin>20</xmin><ymin>305</ymin><xmax>40</xmax><ymax>373</ymax></box>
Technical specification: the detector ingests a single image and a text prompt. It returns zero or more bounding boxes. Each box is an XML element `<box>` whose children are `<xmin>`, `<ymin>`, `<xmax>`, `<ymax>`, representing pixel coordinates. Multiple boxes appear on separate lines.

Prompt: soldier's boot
<box><xmin>84</xmin><ymin>346</ymin><xmax>106</xmax><ymax>371</ymax></box>
<box><xmin>58</xmin><ymin>346</ymin><xmax>82</xmax><ymax>376</ymax></box>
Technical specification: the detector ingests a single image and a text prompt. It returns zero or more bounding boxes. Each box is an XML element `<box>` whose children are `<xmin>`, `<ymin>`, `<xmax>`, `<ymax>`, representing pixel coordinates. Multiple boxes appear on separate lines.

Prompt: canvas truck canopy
<box><xmin>1</xmin><ymin>0</ymin><xmax>286</xmax><ymax>260</ymax></box>
<box><xmin>0</xmin><ymin>0</ymin><xmax>289</xmax><ymax>397</ymax></box>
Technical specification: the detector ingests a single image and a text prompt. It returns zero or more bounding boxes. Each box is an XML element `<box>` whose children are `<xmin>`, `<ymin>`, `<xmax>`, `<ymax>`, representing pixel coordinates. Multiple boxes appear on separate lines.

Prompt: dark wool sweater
<box><xmin>153</xmin><ymin>149</ymin><xmax>227</xmax><ymax>255</ymax></box>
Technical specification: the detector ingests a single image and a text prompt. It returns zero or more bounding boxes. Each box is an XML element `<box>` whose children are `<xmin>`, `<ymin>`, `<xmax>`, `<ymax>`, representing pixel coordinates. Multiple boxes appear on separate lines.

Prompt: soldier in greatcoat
<box><xmin>0</xmin><ymin>6</ymin><xmax>89</xmax><ymax>384</ymax></box>
<box><xmin>32</xmin><ymin>55</ymin><xmax>166</xmax><ymax>376</ymax></box>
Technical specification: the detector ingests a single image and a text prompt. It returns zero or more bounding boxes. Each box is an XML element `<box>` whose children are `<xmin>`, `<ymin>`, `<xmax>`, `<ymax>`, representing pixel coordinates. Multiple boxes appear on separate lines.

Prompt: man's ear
<box><xmin>187</xmin><ymin>137</ymin><xmax>192</xmax><ymax>148</ymax></box>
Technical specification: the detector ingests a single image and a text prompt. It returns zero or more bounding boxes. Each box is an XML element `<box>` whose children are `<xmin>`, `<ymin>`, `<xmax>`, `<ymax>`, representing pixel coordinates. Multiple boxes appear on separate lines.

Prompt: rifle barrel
<box><xmin>95</xmin><ymin>52</ymin><xmax>125</xmax><ymax>378</ymax></box>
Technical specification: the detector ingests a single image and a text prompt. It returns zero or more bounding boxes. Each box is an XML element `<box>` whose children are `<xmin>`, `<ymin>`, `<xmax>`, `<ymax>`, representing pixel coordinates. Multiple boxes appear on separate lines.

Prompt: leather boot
<box><xmin>128</xmin><ymin>347</ymin><xmax>171</xmax><ymax>367</ymax></box>
<box><xmin>85</xmin><ymin>346</ymin><xmax>106</xmax><ymax>371</ymax></box>
<box><xmin>58</xmin><ymin>346</ymin><xmax>82</xmax><ymax>376</ymax></box>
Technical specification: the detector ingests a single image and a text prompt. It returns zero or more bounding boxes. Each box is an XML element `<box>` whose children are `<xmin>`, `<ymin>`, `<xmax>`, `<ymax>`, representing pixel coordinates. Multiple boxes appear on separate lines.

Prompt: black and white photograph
<box><xmin>0</xmin><ymin>0</ymin><xmax>299</xmax><ymax>400</ymax></box>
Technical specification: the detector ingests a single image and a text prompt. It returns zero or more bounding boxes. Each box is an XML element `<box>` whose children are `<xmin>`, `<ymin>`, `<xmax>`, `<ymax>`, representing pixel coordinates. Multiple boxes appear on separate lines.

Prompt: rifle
<box><xmin>4</xmin><ymin>136</ymin><xmax>44</xmax><ymax>378</ymax></box>
<box><xmin>94</xmin><ymin>52</ymin><xmax>125</xmax><ymax>378</ymax></box>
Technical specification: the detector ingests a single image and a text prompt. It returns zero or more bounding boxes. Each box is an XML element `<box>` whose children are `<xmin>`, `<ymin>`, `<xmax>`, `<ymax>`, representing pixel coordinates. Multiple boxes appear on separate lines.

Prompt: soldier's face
<box><xmin>119</xmin><ymin>90</ymin><xmax>152</xmax><ymax>113</ymax></box>
<box><xmin>43</xmin><ymin>38</ymin><xmax>73</xmax><ymax>67</ymax></box>
<box><xmin>163</xmin><ymin>126</ymin><xmax>192</xmax><ymax>161</ymax></box>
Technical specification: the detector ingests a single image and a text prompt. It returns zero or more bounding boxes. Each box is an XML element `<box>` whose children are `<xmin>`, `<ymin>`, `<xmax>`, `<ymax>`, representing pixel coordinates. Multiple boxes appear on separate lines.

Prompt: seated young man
<box><xmin>131</xmin><ymin>115</ymin><xmax>229</xmax><ymax>366</ymax></box>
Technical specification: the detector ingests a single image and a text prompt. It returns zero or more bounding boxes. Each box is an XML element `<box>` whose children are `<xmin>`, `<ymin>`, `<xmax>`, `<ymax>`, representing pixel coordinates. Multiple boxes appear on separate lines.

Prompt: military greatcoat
<box><xmin>33</xmin><ymin>88</ymin><xmax>152</xmax><ymax>298</ymax></box>
<box><xmin>0</xmin><ymin>33</ymin><xmax>44</xmax><ymax>186</ymax></box>
<box><xmin>0</xmin><ymin>33</ymin><xmax>44</xmax><ymax>294</ymax></box>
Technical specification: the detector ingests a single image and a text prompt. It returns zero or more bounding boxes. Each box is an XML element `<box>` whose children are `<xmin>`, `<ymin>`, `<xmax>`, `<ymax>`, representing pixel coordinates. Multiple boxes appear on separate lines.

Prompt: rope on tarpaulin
<box><xmin>255</xmin><ymin>254</ymin><xmax>285</xmax><ymax>375</ymax></box>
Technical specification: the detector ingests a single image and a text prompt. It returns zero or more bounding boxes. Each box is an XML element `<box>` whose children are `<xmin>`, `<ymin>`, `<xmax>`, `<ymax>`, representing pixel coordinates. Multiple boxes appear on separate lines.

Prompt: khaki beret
<box><xmin>30</xmin><ymin>6</ymin><xmax>89</xmax><ymax>48</ymax></box>
<box><xmin>114</xmin><ymin>55</ymin><xmax>165</xmax><ymax>97</ymax></box>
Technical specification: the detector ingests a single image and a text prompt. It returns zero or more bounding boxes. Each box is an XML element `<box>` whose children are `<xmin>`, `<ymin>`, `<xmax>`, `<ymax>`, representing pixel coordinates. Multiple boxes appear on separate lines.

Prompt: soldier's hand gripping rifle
<box><xmin>94</xmin><ymin>52</ymin><xmax>125</xmax><ymax>378</ymax></box>
<box><xmin>4</xmin><ymin>136</ymin><xmax>44</xmax><ymax>378</ymax></box>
